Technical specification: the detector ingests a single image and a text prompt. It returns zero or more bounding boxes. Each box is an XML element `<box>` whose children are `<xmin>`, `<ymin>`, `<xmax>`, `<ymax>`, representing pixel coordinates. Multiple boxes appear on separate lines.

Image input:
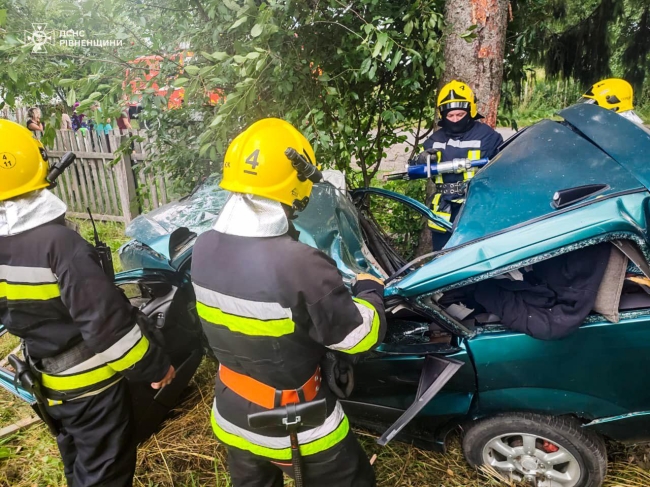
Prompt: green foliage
<box><xmin>503</xmin><ymin>0</ymin><xmax>650</xmax><ymax>100</ymax></box>
<box><xmin>368</xmin><ymin>178</ymin><xmax>427</xmax><ymax>262</ymax></box>
<box><xmin>501</xmin><ymin>72</ymin><xmax>649</xmax><ymax>127</ymax></box>
<box><xmin>190</xmin><ymin>0</ymin><xmax>446</xmax><ymax>187</ymax></box>
<box><xmin>503</xmin><ymin>76</ymin><xmax>582</xmax><ymax>126</ymax></box>
<box><xmin>1</xmin><ymin>0</ymin><xmax>447</xmax><ymax>189</ymax></box>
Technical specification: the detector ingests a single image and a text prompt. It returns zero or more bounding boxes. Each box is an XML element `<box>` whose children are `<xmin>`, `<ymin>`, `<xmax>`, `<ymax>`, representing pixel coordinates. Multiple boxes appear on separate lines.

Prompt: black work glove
<box><xmin>415</xmin><ymin>148</ymin><xmax>440</xmax><ymax>165</ymax></box>
<box><xmin>322</xmin><ymin>351</ymin><xmax>356</xmax><ymax>399</ymax></box>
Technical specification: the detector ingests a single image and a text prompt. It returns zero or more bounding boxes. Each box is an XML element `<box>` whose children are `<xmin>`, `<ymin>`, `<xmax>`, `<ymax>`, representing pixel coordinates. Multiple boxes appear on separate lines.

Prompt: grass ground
<box><xmin>2</xmin><ymin>221</ymin><xmax>650</xmax><ymax>486</ymax></box>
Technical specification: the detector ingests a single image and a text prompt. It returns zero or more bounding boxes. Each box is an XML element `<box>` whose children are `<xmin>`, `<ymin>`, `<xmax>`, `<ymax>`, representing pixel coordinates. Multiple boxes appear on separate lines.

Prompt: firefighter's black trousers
<box><xmin>45</xmin><ymin>380</ymin><xmax>136</xmax><ymax>487</ymax></box>
<box><xmin>227</xmin><ymin>430</ymin><xmax>376</xmax><ymax>487</ymax></box>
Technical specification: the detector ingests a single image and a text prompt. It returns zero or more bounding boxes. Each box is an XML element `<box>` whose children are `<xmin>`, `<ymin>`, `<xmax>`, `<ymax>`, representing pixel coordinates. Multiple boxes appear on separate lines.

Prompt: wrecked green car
<box><xmin>22</xmin><ymin>103</ymin><xmax>650</xmax><ymax>487</ymax></box>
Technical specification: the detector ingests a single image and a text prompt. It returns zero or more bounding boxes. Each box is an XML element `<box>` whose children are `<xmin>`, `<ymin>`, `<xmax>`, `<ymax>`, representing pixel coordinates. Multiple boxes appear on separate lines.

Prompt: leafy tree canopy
<box><xmin>0</xmin><ymin>0</ymin><xmax>449</xmax><ymax>189</ymax></box>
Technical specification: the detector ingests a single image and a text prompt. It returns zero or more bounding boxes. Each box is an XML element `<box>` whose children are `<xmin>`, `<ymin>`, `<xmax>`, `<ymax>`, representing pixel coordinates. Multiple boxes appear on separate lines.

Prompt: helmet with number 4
<box><xmin>220</xmin><ymin>118</ymin><xmax>318</xmax><ymax>210</ymax></box>
<box><xmin>437</xmin><ymin>80</ymin><xmax>478</xmax><ymax>119</ymax></box>
<box><xmin>0</xmin><ymin>119</ymin><xmax>50</xmax><ymax>201</ymax></box>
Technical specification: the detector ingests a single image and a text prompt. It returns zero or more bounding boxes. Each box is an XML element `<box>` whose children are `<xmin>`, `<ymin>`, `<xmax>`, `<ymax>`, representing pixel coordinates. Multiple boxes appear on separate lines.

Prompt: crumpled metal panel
<box><xmin>294</xmin><ymin>183</ymin><xmax>386</xmax><ymax>283</ymax></box>
<box><xmin>559</xmin><ymin>103</ymin><xmax>650</xmax><ymax>189</ymax></box>
<box><xmin>447</xmin><ymin>116</ymin><xmax>643</xmax><ymax>248</ymax></box>
<box><xmin>412</xmin><ymin>231</ymin><xmax>650</xmax><ymax>339</ymax></box>
<box><xmin>390</xmin><ymin>192</ymin><xmax>649</xmax><ymax>298</ymax></box>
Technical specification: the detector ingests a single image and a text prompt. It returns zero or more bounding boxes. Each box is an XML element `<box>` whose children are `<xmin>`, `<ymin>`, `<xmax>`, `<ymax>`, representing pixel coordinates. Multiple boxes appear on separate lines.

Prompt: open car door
<box><xmin>344</xmin><ymin>187</ymin><xmax>473</xmax><ymax>448</ymax></box>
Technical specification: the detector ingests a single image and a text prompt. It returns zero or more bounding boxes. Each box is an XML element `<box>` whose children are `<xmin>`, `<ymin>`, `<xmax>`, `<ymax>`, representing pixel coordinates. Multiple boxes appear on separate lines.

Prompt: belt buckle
<box><xmin>282</xmin><ymin>414</ymin><xmax>302</xmax><ymax>427</ymax></box>
<box><xmin>452</xmin><ymin>182</ymin><xmax>466</xmax><ymax>193</ymax></box>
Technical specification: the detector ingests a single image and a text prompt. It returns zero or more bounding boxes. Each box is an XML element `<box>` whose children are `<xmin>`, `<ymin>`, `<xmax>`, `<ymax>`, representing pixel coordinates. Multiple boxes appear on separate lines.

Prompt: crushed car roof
<box><xmin>448</xmin><ymin>104</ymin><xmax>650</xmax><ymax>248</ymax></box>
<box><xmin>389</xmin><ymin>105</ymin><xmax>650</xmax><ymax>298</ymax></box>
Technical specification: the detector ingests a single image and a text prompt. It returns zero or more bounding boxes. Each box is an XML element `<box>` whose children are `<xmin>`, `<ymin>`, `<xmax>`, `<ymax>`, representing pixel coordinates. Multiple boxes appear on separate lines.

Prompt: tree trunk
<box><xmin>414</xmin><ymin>0</ymin><xmax>508</xmax><ymax>257</ymax></box>
<box><xmin>441</xmin><ymin>0</ymin><xmax>509</xmax><ymax>128</ymax></box>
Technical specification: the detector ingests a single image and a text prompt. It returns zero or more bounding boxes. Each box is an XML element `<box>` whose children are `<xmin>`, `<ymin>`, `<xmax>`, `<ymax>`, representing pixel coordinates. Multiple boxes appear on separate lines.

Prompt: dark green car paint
<box><xmin>119</xmin><ymin>104</ymin><xmax>650</xmax><ymax>448</ymax></box>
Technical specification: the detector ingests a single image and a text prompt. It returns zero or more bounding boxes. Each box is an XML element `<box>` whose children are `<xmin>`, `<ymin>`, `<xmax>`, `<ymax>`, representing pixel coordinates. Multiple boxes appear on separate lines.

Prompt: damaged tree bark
<box><xmin>442</xmin><ymin>0</ymin><xmax>509</xmax><ymax>128</ymax></box>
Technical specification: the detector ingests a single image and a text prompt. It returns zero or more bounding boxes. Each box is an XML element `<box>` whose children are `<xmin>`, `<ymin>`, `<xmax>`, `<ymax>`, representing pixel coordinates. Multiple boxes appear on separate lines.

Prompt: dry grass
<box><xmin>3</xmin><ymin>357</ymin><xmax>650</xmax><ymax>486</ymax></box>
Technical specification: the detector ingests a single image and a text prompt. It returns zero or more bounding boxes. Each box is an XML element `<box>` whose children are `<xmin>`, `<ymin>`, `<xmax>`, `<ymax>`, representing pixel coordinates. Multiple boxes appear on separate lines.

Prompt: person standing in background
<box><xmin>26</xmin><ymin>107</ymin><xmax>44</xmax><ymax>133</ymax></box>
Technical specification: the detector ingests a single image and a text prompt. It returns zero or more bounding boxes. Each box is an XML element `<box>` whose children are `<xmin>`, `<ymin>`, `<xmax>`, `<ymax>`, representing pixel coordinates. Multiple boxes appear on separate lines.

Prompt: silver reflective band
<box><xmin>212</xmin><ymin>399</ymin><xmax>346</xmax><ymax>449</ymax></box>
<box><xmin>0</xmin><ymin>265</ymin><xmax>57</xmax><ymax>284</ymax></box>
<box><xmin>328</xmin><ymin>302</ymin><xmax>375</xmax><ymax>351</ymax></box>
<box><xmin>64</xmin><ymin>324</ymin><xmax>143</xmax><ymax>374</ymax></box>
<box><xmin>447</xmin><ymin>139</ymin><xmax>481</xmax><ymax>149</ymax></box>
<box><xmin>430</xmin><ymin>140</ymin><xmax>481</xmax><ymax>150</ymax></box>
<box><xmin>193</xmin><ymin>284</ymin><xmax>293</xmax><ymax>321</ymax></box>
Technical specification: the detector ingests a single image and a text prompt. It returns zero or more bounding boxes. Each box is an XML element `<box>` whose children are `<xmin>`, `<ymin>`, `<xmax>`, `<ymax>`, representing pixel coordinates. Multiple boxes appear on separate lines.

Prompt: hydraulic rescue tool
<box><xmin>248</xmin><ymin>398</ymin><xmax>328</xmax><ymax>487</ymax></box>
<box><xmin>385</xmin><ymin>155</ymin><xmax>489</xmax><ymax>182</ymax></box>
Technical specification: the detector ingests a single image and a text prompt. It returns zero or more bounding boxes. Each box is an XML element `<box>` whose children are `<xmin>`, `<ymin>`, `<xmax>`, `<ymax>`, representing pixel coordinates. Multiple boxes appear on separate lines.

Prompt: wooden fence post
<box><xmin>114</xmin><ymin>134</ymin><xmax>141</xmax><ymax>223</ymax></box>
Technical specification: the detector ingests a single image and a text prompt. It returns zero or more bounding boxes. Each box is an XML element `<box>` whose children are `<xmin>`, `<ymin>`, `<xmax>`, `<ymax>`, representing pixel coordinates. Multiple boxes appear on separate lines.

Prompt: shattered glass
<box><xmin>294</xmin><ymin>183</ymin><xmax>386</xmax><ymax>283</ymax></box>
<box><xmin>125</xmin><ymin>175</ymin><xmax>228</xmax><ymax>244</ymax></box>
<box><xmin>122</xmin><ymin>172</ymin><xmax>384</xmax><ymax>282</ymax></box>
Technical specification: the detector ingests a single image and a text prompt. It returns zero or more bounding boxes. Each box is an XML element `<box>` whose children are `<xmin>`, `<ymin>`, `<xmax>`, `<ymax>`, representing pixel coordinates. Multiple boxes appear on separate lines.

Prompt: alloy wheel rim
<box><xmin>481</xmin><ymin>432</ymin><xmax>581</xmax><ymax>487</ymax></box>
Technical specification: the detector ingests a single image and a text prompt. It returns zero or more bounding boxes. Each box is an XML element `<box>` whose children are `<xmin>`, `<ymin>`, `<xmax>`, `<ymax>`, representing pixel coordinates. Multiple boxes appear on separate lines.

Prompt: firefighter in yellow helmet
<box><xmin>421</xmin><ymin>80</ymin><xmax>504</xmax><ymax>250</ymax></box>
<box><xmin>581</xmin><ymin>78</ymin><xmax>645</xmax><ymax>125</ymax></box>
<box><xmin>191</xmin><ymin>118</ymin><xmax>386</xmax><ymax>487</ymax></box>
<box><xmin>0</xmin><ymin>119</ymin><xmax>175</xmax><ymax>486</ymax></box>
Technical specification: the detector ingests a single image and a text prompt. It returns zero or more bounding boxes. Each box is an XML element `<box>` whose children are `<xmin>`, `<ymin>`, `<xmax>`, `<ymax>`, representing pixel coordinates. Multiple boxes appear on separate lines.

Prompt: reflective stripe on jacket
<box><xmin>191</xmin><ymin>230</ymin><xmax>386</xmax><ymax>457</ymax></box>
<box><xmin>0</xmin><ymin>218</ymin><xmax>170</xmax><ymax>400</ymax></box>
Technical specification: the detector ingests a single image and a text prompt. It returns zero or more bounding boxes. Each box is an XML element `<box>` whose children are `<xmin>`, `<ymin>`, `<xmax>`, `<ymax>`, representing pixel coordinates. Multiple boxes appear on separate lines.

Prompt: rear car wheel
<box><xmin>462</xmin><ymin>413</ymin><xmax>606</xmax><ymax>487</ymax></box>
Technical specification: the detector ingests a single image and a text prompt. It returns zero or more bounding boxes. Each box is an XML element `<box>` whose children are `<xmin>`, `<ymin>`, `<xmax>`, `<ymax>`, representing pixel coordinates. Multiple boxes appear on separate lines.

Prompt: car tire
<box><xmin>462</xmin><ymin>413</ymin><xmax>607</xmax><ymax>487</ymax></box>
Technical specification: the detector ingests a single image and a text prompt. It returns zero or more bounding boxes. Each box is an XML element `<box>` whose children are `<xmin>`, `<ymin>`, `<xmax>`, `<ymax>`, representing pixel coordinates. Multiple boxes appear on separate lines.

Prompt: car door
<box><xmin>344</xmin><ymin>187</ymin><xmax>475</xmax><ymax>447</ymax></box>
<box><xmin>461</xmin><ymin>238</ymin><xmax>650</xmax><ymax>443</ymax></box>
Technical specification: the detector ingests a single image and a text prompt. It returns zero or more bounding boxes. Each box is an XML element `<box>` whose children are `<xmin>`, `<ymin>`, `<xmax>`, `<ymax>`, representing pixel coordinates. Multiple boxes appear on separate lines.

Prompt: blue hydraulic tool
<box><xmin>385</xmin><ymin>156</ymin><xmax>489</xmax><ymax>181</ymax></box>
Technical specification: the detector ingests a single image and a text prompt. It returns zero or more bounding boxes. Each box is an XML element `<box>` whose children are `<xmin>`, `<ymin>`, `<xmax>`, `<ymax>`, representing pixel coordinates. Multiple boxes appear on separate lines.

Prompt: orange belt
<box><xmin>219</xmin><ymin>364</ymin><xmax>322</xmax><ymax>410</ymax></box>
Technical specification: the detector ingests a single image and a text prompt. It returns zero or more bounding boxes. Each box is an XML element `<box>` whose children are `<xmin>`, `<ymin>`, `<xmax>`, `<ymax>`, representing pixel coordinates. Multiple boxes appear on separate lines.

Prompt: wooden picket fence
<box><xmin>1</xmin><ymin>108</ymin><xmax>172</xmax><ymax>223</ymax></box>
<box><xmin>46</xmin><ymin>128</ymin><xmax>172</xmax><ymax>223</ymax></box>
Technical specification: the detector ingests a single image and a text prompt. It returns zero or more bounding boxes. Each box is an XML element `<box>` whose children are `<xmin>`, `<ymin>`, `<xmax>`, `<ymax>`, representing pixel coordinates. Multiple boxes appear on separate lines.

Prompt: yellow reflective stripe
<box><xmin>41</xmin><ymin>364</ymin><xmax>117</xmax><ymax>391</ymax></box>
<box><xmin>197</xmin><ymin>302</ymin><xmax>295</xmax><ymax>337</ymax></box>
<box><xmin>465</xmin><ymin>150</ymin><xmax>479</xmax><ymax>182</ymax></box>
<box><xmin>429</xmin><ymin>194</ymin><xmax>451</xmax><ymax>231</ymax></box>
<box><xmin>0</xmin><ymin>281</ymin><xmax>60</xmax><ymax>301</ymax></box>
<box><xmin>210</xmin><ymin>411</ymin><xmax>350</xmax><ymax>460</ymax></box>
<box><xmin>340</xmin><ymin>298</ymin><xmax>382</xmax><ymax>354</ymax></box>
<box><xmin>107</xmin><ymin>335</ymin><xmax>150</xmax><ymax>372</ymax></box>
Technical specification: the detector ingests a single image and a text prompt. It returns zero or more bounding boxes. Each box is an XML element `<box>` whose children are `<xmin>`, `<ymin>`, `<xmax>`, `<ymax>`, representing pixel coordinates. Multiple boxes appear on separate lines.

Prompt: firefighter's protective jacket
<box><xmin>191</xmin><ymin>193</ymin><xmax>386</xmax><ymax>461</ymax></box>
<box><xmin>0</xmin><ymin>196</ymin><xmax>170</xmax><ymax>401</ymax></box>
<box><xmin>423</xmin><ymin>120</ymin><xmax>503</xmax><ymax>230</ymax></box>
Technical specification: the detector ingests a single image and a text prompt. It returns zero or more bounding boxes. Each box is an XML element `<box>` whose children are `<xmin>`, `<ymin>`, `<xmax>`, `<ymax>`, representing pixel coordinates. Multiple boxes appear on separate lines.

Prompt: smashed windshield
<box><xmin>125</xmin><ymin>175</ymin><xmax>228</xmax><ymax>244</ymax></box>
<box><xmin>124</xmin><ymin>172</ymin><xmax>384</xmax><ymax>281</ymax></box>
